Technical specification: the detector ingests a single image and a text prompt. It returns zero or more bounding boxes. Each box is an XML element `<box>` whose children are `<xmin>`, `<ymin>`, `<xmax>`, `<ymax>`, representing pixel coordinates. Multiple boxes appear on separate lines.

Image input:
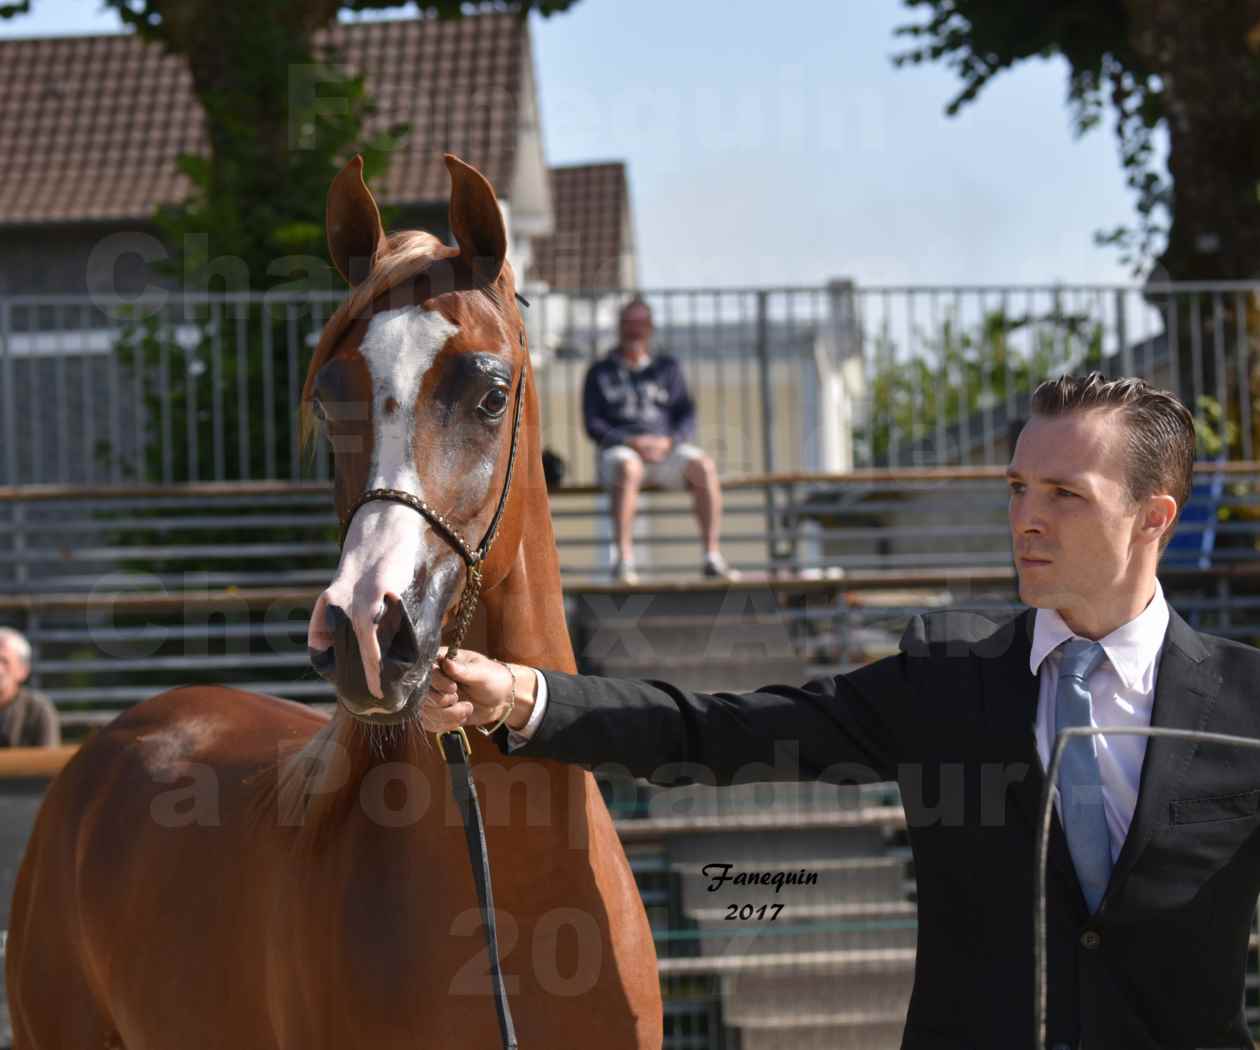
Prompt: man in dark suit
<box><xmin>424</xmin><ymin>372</ymin><xmax>1260</xmax><ymax>1049</ymax></box>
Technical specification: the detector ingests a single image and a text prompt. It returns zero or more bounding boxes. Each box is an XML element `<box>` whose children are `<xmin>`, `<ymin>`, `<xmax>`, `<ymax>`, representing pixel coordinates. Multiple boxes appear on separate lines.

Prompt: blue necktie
<box><xmin>1054</xmin><ymin>639</ymin><xmax>1112</xmax><ymax>913</ymax></box>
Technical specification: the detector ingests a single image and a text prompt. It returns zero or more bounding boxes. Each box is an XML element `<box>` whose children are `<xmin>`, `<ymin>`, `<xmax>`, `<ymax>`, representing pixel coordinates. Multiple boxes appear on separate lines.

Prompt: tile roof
<box><xmin>531</xmin><ymin>162</ymin><xmax>633</xmax><ymax>291</ymax></box>
<box><xmin>0</xmin><ymin>13</ymin><xmax>527</xmax><ymax>225</ymax></box>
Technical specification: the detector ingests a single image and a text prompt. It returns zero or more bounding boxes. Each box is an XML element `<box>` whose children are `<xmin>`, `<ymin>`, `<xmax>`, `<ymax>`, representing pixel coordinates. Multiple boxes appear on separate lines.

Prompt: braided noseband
<box><xmin>337</xmin><ymin>365</ymin><xmax>528</xmax><ymax>660</ymax></box>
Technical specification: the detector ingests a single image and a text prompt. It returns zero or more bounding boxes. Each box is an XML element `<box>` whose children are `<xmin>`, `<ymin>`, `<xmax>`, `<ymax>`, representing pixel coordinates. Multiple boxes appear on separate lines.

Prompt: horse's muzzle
<box><xmin>309</xmin><ymin>594</ymin><xmax>426</xmax><ymax>718</ymax></box>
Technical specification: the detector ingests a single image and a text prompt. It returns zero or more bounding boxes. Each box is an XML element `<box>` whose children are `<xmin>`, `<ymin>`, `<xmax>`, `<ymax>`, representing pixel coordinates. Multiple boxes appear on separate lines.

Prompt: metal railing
<box><xmin>4</xmin><ymin>282</ymin><xmax>1259</xmax><ymax>490</ymax></box>
<box><xmin>4</xmin><ymin>463</ymin><xmax>1260</xmax><ymax>725</ymax></box>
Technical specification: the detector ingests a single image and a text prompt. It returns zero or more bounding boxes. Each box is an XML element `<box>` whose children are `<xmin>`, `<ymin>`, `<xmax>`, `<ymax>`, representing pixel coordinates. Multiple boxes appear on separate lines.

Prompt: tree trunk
<box><xmin>146</xmin><ymin>0</ymin><xmax>342</xmax><ymax>198</ymax></box>
<box><xmin>1124</xmin><ymin>0</ymin><xmax>1260</xmax><ymax>281</ymax></box>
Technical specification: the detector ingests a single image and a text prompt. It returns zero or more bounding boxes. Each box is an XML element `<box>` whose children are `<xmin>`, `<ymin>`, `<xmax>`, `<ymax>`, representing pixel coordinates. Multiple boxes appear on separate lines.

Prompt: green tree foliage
<box><xmin>859</xmin><ymin>306</ymin><xmax>1104</xmax><ymax>465</ymax></box>
<box><xmin>895</xmin><ymin>1</ymin><xmax>1260</xmax><ymax>283</ymax></box>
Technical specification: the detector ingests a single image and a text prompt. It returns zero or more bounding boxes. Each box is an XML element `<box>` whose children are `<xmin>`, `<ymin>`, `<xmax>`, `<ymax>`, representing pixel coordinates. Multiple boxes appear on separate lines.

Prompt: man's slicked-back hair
<box><xmin>1029</xmin><ymin>371</ymin><xmax>1196</xmax><ymax>555</ymax></box>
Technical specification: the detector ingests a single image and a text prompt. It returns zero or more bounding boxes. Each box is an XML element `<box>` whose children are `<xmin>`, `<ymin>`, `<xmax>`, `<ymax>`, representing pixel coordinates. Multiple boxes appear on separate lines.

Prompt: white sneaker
<box><xmin>702</xmin><ymin>552</ymin><xmax>739</xmax><ymax>580</ymax></box>
<box><xmin>613</xmin><ymin>558</ymin><xmax>640</xmax><ymax>585</ymax></box>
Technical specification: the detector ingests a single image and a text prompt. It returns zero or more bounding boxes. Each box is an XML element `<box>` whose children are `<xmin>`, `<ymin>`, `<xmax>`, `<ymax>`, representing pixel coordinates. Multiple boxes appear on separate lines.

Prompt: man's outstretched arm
<box><xmin>424</xmin><ymin>651</ymin><xmax>907</xmax><ymax>788</ymax></box>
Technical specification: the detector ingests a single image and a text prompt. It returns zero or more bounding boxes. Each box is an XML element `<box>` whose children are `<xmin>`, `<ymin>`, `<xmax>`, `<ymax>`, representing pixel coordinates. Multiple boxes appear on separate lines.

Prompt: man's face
<box><xmin>0</xmin><ymin>638</ymin><xmax>29</xmax><ymax>704</ymax></box>
<box><xmin>1007</xmin><ymin>410</ymin><xmax>1157</xmax><ymax>625</ymax></box>
<box><xmin>619</xmin><ymin>304</ymin><xmax>653</xmax><ymax>347</ymax></box>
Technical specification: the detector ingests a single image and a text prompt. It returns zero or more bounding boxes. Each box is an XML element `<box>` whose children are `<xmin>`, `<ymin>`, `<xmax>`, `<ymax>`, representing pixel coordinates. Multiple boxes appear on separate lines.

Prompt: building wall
<box><xmin>0</xmin><ymin>223</ymin><xmax>167</xmax><ymax>298</ymax></box>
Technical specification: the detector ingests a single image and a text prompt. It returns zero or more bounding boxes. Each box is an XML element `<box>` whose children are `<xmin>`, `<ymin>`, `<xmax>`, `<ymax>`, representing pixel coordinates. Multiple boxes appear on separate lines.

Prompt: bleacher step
<box><xmin>737</xmin><ymin>1018</ymin><xmax>904</xmax><ymax>1050</ymax></box>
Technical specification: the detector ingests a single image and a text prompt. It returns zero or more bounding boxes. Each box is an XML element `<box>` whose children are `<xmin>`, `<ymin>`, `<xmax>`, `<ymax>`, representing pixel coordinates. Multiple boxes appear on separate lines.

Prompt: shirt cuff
<box><xmin>506</xmin><ymin>667</ymin><xmax>549</xmax><ymax>750</ymax></box>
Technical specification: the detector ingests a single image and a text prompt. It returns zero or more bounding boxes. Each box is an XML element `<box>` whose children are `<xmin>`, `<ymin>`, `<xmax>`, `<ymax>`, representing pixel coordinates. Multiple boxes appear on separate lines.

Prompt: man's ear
<box><xmin>444</xmin><ymin>153</ymin><xmax>507</xmax><ymax>285</ymax></box>
<box><xmin>326</xmin><ymin>155</ymin><xmax>385</xmax><ymax>287</ymax></box>
<box><xmin>1144</xmin><ymin>493</ymin><xmax>1180</xmax><ymax>544</ymax></box>
<box><xmin>15</xmin><ymin>659</ymin><xmax>29</xmax><ymax>687</ymax></box>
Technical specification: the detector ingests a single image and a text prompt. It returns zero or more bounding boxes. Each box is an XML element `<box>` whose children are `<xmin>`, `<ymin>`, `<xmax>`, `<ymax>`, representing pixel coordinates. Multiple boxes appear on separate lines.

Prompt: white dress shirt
<box><xmin>1030</xmin><ymin>578</ymin><xmax>1169</xmax><ymax>862</ymax></box>
<box><xmin>512</xmin><ymin>583</ymin><xmax>1171</xmax><ymax>859</ymax></box>
<box><xmin>506</xmin><ymin>670</ymin><xmax>549</xmax><ymax>748</ymax></box>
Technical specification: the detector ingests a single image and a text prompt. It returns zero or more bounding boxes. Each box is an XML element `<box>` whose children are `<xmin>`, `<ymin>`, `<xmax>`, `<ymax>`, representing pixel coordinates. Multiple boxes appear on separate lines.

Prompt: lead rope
<box><xmin>442</xmin><ymin>727</ymin><xmax>519</xmax><ymax>1050</ymax></box>
<box><xmin>337</xmin><ymin>364</ymin><xmax>528</xmax><ymax>1050</ymax></box>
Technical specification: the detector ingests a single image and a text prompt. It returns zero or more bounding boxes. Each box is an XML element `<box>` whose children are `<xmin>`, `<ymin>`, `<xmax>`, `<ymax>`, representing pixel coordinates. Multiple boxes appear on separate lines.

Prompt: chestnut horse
<box><xmin>6</xmin><ymin>155</ymin><xmax>661</xmax><ymax>1049</ymax></box>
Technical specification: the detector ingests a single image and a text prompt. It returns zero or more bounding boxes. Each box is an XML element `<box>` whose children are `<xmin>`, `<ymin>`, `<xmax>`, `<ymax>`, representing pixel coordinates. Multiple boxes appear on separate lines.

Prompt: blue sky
<box><xmin>2</xmin><ymin>0</ymin><xmax>1152</xmax><ymax>289</ymax></box>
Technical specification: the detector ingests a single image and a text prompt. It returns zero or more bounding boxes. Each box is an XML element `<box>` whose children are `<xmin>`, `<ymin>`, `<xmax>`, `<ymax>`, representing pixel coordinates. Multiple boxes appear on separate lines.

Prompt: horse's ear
<box><xmin>326</xmin><ymin>155</ymin><xmax>385</xmax><ymax>287</ymax></box>
<box><xmin>445</xmin><ymin>153</ymin><xmax>507</xmax><ymax>285</ymax></box>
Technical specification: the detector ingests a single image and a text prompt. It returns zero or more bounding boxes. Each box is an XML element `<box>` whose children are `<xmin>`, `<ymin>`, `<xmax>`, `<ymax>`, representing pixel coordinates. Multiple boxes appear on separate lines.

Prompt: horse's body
<box><xmin>6</xmin><ymin>156</ymin><xmax>662</xmax><ymax>1049</ymax></box>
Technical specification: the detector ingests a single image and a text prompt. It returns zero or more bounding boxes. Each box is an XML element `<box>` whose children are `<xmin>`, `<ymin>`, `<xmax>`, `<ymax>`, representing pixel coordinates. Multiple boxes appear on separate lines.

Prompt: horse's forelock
<box><xmin>300</xmin><ymin>230</ymin><xmax>454</xmax><ymax>451</ymax></box>
<box><xmin>299</xmin><ymin>233</ymin><xmax>520</xmax><ymax>453</ymax></box>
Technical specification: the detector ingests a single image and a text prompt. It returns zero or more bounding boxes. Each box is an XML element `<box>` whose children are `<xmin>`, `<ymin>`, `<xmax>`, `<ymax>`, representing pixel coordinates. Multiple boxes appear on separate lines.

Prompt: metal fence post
<box><xmin>12</xmin><ymin>500</ymin><xmax>33</xmax><ymax>689</ymax></box>
<box><xmin>0</xmin><ymin>297</ymin><xmax>14</xmax><ymax>486</ymax></box>
<box><xmin>756</xmin><ymin>289</ymin><xmax>774</xmax><ymax>475</ymax></box>
<box><xmin>1115</xmin><ymin>289</ymin><xmax>1131</xmax><ymax>375</ymax></box>
<box><xmin>755</xmin><ymin>290</ymin><xmax>784</xmax><ymax>565</ymax></box>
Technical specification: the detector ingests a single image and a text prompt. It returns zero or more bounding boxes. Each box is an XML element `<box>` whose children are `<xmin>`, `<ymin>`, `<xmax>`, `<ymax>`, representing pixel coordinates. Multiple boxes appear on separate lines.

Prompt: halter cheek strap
<box><xmin>337</xmin><ymin>365</ymin><xmax>527</xmax><ymax>660</ymax></box>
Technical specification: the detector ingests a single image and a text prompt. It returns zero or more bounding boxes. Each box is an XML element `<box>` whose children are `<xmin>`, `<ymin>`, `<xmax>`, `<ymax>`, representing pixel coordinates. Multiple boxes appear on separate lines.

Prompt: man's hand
<box><xmin>422</xmin><ymin>651</ymin><xmax>530</xmax><ymax>734</ymax></box>
<box><xmin>629</xmin><ymin>434</ymin><xmax>671</xmax><ymax>463</ymax></box>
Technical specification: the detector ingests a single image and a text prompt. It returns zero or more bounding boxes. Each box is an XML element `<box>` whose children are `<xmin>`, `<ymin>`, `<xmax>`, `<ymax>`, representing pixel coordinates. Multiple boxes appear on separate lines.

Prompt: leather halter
<box><xmin>337</xmin><ymin>363</ymin><xmax>528</xmax><ymax>661</ymax></box>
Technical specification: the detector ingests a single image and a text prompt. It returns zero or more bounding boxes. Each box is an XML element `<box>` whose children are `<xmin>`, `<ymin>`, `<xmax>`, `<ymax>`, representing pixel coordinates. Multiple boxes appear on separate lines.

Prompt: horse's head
<box><xmin>305</xmin><ymin>154</ymin><xmax>529</xmax><ymax>724</ymax></box>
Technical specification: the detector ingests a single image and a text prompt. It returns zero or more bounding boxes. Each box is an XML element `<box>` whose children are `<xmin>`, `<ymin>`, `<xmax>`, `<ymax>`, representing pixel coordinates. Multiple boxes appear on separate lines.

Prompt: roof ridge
<box><xmin>550</xmin><ymin>160</ymin><xmax>628</xmax><ymax>171</ymax></box>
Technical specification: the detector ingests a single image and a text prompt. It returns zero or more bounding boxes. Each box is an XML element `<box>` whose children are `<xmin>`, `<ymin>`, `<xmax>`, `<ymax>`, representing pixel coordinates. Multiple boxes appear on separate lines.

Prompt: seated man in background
<box><xmin>0</xmin><ymin>628</ymin><xmax>60</xmax><ymax>747</ymax></box>
<box><xmin>582</xmin><ymin>297</ymin><xmax>732</xmax><ymax>583</ymax></box>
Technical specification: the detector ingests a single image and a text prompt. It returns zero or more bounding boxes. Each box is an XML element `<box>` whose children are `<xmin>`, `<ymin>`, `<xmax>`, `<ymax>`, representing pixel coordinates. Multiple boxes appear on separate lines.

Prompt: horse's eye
<box><xmin>479</xmin><ymin>387</ymin><xmax>509</xmax><ymax>420</ymax></box>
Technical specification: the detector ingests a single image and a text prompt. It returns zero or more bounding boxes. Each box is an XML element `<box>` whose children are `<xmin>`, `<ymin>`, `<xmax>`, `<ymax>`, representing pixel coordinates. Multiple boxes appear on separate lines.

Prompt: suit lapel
<box><xmin>1104</xmin><ymin>607</ymin><xmax>1220</xmax><ymax>903</ymax></box>
<box><xmin>977</xmin><ymin>609</ymin><xmax>1085</xmax><ymax>910</ymax></box>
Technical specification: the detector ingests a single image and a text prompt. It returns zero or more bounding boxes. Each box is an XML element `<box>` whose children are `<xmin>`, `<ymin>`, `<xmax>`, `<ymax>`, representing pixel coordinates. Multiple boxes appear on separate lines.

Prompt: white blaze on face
<box><xmin>308</xmin><ymin>306</ymin><xmax>460</xmax><ymax>703</ymax></box>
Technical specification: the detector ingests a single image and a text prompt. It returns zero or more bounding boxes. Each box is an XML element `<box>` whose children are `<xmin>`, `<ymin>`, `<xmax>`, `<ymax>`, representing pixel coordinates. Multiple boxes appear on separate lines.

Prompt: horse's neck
<box><xmin>480</xmin><ymin>534</ymin><xmax>574</xmax><ymax>673</ymax></box>
<box><xmin>477</xmin><ymin>417</ymin><xmax>576</xmax><ymax>675</ymax></box>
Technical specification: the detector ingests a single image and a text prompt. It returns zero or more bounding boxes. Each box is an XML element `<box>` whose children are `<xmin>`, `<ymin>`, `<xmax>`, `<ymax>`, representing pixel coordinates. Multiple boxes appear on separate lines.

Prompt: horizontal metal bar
<box><xmin>0</xmin><ymin>569</ymin><xmax>332</xmax><ymax>593</ymax></box>
<box><xmin>4</xmin><ymin>281</ymin><xmax>1259</xmax><ymax>311</ymax></box>
<box><xmin>47</xmin><ymin>681</ymin><xmax>336</xmax><ymax>705</ymax></box>
<box><xmin>0</xmin><ymin>481</ymin><xmax>332</xmax><ymax>503</ymax></box>
<box><xmin>0</xmin><ymin>495</ymin><xmax>331</xmax><ymax>514</ymax></box>
<box><xmin>38</xmin><ymin>652</ymin><xmax>311</xmax><ymax>674</ymax></box>
<box><xmin>3</xmin><ymin>513</ymin><xmax>338</xmax><ymax>533</ymax></box>
<box><xmin>0</xmin><ymin>542</ymin><xmax>337</xmax><ymax>564</ymax></box>
<box><xmin>4</xmin><ymin>462</ymin><xmax>1256</xmax><ymax>503</ymax></box>
<box><xmin>1</xmin><ymin>292</ymin><xmax>348</xmax><ymax>307</ymax></box>
<box><xmin>29</xmin><ymin>621</ymin><xmax>310</xmax><ymax>643</ymax></box>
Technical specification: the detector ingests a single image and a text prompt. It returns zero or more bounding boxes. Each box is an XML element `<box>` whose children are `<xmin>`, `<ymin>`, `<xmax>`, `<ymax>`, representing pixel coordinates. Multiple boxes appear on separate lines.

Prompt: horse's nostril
<box><xmin>379</xmin><ymin>594</ymin><xmax>421</xmax><ymax>667</ymax></box>
<box><xmin>310</xmin><ymin>646</ymin><xmax>336</xmax><ymax>675</ymax></box>
<box><xmin>325</xmin><ymin>603</ymin><xmax>350</xmax><ymax>633</ymax></box>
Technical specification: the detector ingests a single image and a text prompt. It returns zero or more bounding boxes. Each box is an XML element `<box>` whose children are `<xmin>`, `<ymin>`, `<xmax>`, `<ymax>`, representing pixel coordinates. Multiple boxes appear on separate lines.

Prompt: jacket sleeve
<box><xmin>665</xmin><ymin>359</ymin><xmax>696</xmax><ymax>444</ymax></box>
<box><xmin>582</xmin><ymin>364</ymin><xmax>628</xmax><ymax>448</ymax></box>
<box><xmin>506</xmin><ymin>646</ymin><xmax>915</xmax><ymax>786</ymax></box>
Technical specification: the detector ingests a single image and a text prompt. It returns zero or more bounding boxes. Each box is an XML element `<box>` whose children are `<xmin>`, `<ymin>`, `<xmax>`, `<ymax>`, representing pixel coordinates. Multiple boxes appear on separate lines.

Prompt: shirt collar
<box><xmin>614</xmin><ymin>349</ymin><xmax>652</xmax><ymax>372</ymax></box>
<box><xmin>1029</xmin><ymin>577</ymin><xmax>1169</xmax><ymax>691</ymax></box>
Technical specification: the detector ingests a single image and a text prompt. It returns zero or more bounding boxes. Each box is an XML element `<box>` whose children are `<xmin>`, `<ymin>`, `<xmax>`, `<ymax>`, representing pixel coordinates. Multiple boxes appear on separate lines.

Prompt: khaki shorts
<box><xmin>599</xmin><ymin>442</ymin><xmax>706</xmax><ymax>490</ymax></box>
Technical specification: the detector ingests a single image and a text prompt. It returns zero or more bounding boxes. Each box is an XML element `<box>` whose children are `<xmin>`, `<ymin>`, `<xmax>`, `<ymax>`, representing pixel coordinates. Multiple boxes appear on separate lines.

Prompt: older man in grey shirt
<box><xmin>0</xmin><ymin>628</ymin><xmax>59</xmax><ymax>748</ymax></box>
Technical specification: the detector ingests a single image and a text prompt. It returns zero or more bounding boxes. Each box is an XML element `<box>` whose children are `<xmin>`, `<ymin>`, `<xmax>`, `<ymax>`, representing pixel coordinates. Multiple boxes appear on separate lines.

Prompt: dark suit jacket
<box><xmin>509</xmin><ymin>605</ymin><xmax>1260</xmax><ymax>1049</ymax></box>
